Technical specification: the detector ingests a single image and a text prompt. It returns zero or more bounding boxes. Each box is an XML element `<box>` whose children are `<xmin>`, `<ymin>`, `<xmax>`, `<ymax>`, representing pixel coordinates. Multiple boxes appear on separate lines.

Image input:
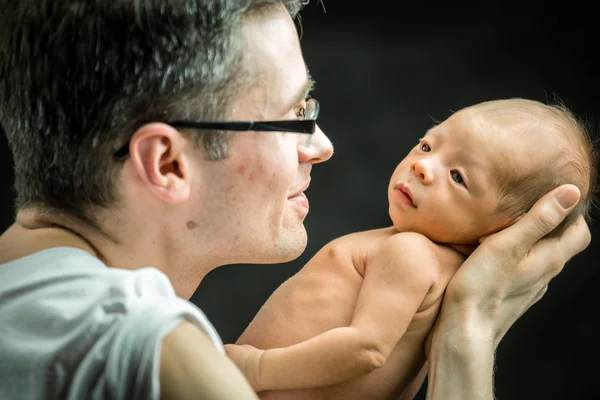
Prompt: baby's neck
<box><xmin>441</xmin><ymin>242</ymin><xmax>477</xmax><ymax>257</ymax></box>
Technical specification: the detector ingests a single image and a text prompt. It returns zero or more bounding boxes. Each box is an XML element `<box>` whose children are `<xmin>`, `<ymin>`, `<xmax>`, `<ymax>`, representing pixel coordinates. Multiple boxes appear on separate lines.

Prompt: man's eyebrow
<box><xmin>290</xmin><ymin>73</ymin><xmax>315</xmax><ymax>109</ymax></box>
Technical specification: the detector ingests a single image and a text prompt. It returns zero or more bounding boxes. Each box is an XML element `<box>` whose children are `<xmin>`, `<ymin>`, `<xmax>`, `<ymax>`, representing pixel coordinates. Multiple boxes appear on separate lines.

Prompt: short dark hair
<box><xmin>493</xmin><ymin>100</ymin><xmax>598</xmax><ymax>237</ymax></box>
<box><xmin>0</xmin><ymin>0</ymin><xmax>304</xmax><ymax>227</ymax></box>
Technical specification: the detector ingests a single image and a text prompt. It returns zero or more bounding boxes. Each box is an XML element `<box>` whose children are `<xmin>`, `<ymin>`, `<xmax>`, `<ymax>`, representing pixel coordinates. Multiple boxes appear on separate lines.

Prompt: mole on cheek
<box><xmin>186</xmin><ymin>221</ymin><xmax>198</xmax><ymax>230</ymax></box>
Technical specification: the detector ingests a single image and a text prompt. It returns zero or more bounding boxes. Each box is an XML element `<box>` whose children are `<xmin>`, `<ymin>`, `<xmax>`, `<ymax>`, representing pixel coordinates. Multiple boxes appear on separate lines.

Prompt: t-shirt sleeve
<box><xmin>0</xmin><ymin>251</ymin><xmax>224</xmax><ymax>400</ymax></box>
<box><xmin>66</xmin><ymin>267</ymin><xmax>224</xmax><ymax>400</ymax></box>
<box><xmin>0</xmin><ymin>248</ymin><xmax>224</xmax><ymax>400</ymax></box>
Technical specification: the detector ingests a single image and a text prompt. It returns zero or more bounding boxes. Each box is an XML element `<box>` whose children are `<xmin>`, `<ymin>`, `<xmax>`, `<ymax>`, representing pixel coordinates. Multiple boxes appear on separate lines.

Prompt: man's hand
<box><xmin>426</xmin><ymin>184</ymin><xmax>591</xmax><ymax>355</ymax></box>
<box><xmin>224</xmin><ymin>343</ymin><xmax>265</xmax><ymax>392</ymax></box>
<box><xmin>423</xmin><ymin>184</ymin><xmax>590</xmax><ymax>400</ymax></box>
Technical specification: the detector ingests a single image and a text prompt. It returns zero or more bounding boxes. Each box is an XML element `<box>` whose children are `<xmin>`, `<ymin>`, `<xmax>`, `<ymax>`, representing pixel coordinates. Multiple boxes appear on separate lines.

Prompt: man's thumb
<box><xmin>502</xmin><ymin>184</ymin><xmax>580</xmax><ymax>252</ymax></box>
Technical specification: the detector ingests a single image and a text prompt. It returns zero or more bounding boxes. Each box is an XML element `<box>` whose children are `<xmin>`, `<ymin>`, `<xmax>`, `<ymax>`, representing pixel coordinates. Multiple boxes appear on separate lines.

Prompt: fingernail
<box><xmin>557</xmin><ymin>188</ymin><xmax>578</xmax><ymax>209</ymax></box>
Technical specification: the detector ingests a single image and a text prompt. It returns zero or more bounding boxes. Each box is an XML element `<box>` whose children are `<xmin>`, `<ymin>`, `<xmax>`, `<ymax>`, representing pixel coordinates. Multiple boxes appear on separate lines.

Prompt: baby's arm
<box><xmin>228</xmin><ymin>232</ymin><xmax>439</xmax><ymax>392</ymax></box>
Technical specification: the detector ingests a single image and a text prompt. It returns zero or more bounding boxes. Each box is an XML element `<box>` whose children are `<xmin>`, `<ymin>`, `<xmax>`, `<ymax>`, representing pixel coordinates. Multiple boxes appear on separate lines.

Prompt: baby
<box><xmin>225</xmin><ymin>98</ymin><xmax>597</xmax><ymax>400</ymax></box>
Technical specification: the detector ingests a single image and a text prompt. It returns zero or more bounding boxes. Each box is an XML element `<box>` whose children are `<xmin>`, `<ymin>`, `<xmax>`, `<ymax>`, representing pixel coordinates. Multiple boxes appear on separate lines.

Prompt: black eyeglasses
<box><xmin>113</xmin><ymin>98</ymin><xmax>320</xmax><ymax>160</ymax></box>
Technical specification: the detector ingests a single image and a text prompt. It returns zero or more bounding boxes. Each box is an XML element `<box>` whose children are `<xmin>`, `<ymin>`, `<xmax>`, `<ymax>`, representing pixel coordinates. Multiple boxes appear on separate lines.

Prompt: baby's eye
<box><xmin>420</xmin><ymin>142</ymin><xmax>431</xmax><ymax>152</ymax></box>
<box><xmin>451</xmin><ymin>170</ymin><xmax>464</xmax><ymax>185</ymax></box>
<box><xmin>294</xmin><ymin>105</ymin><xmax>307</xmax><ymax>120</ymax></box>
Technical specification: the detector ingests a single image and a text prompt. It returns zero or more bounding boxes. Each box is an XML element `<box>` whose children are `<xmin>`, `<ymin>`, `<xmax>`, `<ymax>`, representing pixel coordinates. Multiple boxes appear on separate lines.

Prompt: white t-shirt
<box><xmin>0</xmin><ymin>247</ymin><xmax>224</xmax><ymax>400</ymax></box>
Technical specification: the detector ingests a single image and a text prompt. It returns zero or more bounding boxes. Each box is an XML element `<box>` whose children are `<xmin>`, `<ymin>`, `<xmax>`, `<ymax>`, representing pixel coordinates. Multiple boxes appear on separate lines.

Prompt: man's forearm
<box><xmin>426</xmin><ymin>323</ymin><xmax>495</xmax><ymax>400</ymax></box>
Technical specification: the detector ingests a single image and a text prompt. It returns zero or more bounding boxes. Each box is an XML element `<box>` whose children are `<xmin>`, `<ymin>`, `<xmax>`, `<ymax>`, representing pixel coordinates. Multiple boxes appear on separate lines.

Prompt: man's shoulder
<box><xmin>0</xmin><ymin>246</ymin><xmax>180</xmax><ymax>317</ymax></box>
<box><xmin>0</xmin><ymin>245</ymin><xmax>223</xmax><ymax>353</ymax></box>
<box><xmin>2</xmin><ymin>246</ymin><xmax>103</xmax><ymax>269</ymax></box>
<box><xmin>2</xmin><ymin>245</ymin><xmax>166</xmax><ymax>279</ymax></box>
<box><xmin>0</xmin><ymin>248</ymin><xmax>223</xmax><ymax>400</ymax></box>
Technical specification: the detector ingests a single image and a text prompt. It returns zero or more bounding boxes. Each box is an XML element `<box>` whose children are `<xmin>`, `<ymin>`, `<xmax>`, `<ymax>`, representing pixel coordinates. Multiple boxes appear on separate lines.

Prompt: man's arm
<box><xmin>425</xmin><ymin>184</ymin><xmax>591</xmax><ymax>400</ymax></box>
<box><xmin>227</xmin><ymin>232</ymin><xmax>437</xmax><ymax>392</ymax></box>
<box><xmin>160</xmin><ymin>321</ymin><xmax>259</xmax><ymax>400</ymax></box>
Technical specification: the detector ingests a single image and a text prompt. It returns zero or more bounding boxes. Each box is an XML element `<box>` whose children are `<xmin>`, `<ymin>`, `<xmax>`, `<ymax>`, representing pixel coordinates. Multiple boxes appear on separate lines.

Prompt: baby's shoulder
<box><xmin>384</xmin><ymin>231</ymin><xmax>438</xmax><ymax>255</ymax></box>
<box><xmin>360</xmin><ymin>232</ymin><xmax>443</xmax><ymax>283</ymax></box>
<box><xmin>355</xmin><ymin>231</ymin><xmax>439</xmax><ymax>269</ymax></box>
<box><xmin>385</xmin><ymin>232</ymin><xmax>464</xmax><ymax>262</ymax></box>
<box><xmin>316</xmin><ymin>227</ymin><xmax>400</xmax><ymax>265</ymax></box>
<box><xmin>329</xmin><ymin>229</ymin><xmax>439</xmax><ymax>257</ymax></box>
<box><xmin>324</xmin><ymin>227</ymin><xmax>398</xmax><ymax>250</ymax></box>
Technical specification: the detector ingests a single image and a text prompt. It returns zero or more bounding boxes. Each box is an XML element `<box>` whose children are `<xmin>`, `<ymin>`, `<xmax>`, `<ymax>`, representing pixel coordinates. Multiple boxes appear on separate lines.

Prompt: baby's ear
<box><xmin>479</xmin><ymin>215</ymin><xmax>524</xmax><ymax>244</ymax></box>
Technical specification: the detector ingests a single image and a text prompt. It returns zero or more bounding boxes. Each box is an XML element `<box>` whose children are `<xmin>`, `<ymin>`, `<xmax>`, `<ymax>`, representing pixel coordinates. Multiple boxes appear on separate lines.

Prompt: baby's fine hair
<box><xmin>480</xmin><ymin>98</ymin><xmax>598</xmax><ymax>237</ymax></box>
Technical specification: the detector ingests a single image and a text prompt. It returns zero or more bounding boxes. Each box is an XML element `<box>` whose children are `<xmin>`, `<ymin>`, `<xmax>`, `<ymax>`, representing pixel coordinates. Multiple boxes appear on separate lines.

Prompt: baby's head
<box><xmin>388</xmin><ymin>98</ymin><xmax>597</xmax><ymax>245</ymax></box>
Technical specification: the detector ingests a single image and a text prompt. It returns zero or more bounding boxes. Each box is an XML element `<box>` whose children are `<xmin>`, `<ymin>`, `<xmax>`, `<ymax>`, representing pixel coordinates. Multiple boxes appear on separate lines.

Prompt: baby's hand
<box><xmin>224</xmin><ymin>344</ymin><xmax>265</xmax><ymax>392</ymax></box>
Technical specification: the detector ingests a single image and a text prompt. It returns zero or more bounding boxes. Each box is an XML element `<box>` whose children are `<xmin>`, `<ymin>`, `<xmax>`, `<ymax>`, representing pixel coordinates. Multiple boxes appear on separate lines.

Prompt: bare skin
<box><xmin>225</xmin><ymin>98</ymin><xmax>594</xmax><ymax>399</ymax></box>
<box><xmin>0</xmin><ymin>213</ymin><xmax>99</xmax><ymax>264</ymax></box>
<box><xmin>233</xmin><ymin>227</ymin><xmax>464</xmax><ymax>400</ymax></box>
<box><xmin>0</xmin><ymin>1</ymin><xmax>592</xmax><ymax>399</ymax></box>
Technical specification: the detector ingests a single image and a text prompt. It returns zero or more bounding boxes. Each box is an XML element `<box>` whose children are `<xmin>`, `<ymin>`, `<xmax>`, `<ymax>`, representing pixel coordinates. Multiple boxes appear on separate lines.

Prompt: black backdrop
<box><xmin>1</xmin><ymin>1</ymin><xmax>599</xmax><ymax>398</ymax></box>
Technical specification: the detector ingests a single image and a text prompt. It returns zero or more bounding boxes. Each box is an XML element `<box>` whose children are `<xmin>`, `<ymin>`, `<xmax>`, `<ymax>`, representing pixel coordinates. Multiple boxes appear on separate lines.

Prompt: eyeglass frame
<box><xmin>113</xmin><ymin>98</ymin><xmax>320</xmax><ymax>160</ymax></box>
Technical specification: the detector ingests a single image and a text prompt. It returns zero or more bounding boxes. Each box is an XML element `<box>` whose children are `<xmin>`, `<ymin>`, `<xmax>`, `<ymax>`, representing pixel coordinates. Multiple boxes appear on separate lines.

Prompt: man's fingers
<box><xmin>498</xmin><ymin>184</ymin><xmax>580</xmax><ymax>255</ymax></box>
<box><xmin>558</xmin><ymin>215</ymin><xmax>591</xmax><ymax>261</ymax></box>
<box><xmin>526</xmin><ymin>216</ymin><xmax>590</xmax><ymax>282</ymax></box>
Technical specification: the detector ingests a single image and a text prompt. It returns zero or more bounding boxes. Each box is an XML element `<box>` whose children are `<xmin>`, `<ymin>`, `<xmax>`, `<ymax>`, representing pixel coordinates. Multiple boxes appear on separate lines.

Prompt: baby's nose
<box><xmin>411</xmin><ymin>159</ymin><xmax>434</xmax><ymax>184</ymax></box>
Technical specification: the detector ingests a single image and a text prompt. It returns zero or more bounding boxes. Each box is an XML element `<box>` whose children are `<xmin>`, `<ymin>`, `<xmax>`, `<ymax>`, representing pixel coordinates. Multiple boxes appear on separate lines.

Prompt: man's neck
<box><xmin>1</xmin><ymin>208</ymin><xmax>216</xmax><ymax>300</ymax></box>
<box><xmin>0</xmin><ymin>222</ymin><xmax>98</xmax><ymax>264</ymax></box>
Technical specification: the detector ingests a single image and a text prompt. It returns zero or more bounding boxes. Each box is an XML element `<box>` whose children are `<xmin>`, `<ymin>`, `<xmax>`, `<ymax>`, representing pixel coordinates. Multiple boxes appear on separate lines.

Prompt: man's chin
<box><xmin>268</xmin><ymin>230</ymin><xmax>308</xmax><ymax>263</ymax></box>
<box><xmin>254</xmin><ymin>248</ymin><xmax>305</xmax><ymax>264</ymax></box>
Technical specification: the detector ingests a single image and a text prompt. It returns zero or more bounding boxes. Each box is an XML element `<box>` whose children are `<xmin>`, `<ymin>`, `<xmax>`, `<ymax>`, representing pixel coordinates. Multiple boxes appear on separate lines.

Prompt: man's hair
<box><xmin>0</xmin><ymin>0</ymin><xmax>304</xmax><ymax>227</ymax></box>
<box><xmin>488</xmin><ymin>99</ymin><xmax>599</xmax><ymax>237</ymax></box>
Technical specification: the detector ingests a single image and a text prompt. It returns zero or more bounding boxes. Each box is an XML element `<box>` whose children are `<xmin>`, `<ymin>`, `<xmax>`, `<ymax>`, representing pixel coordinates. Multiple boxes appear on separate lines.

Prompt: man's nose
<box><xmin>410</xmin><ymin>158</ymin><xmax>434</xmax><ymax>184</ymax></box>
<box><xmin>298</xmin><ymin>123</ymin><xmax>334</xmax><ymax>164</ymax></box>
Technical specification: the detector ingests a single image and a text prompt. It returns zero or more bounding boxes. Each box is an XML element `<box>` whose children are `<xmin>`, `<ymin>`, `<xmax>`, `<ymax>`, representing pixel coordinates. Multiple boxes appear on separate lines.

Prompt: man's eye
<box><xmin>295</xmin><ymin>106</ymin><xmax>307</xmax><ymax>119</ymax></box>
<box><xmin>420</xmin><ymin>143</ymin><xmax>431</xmax><ymax>152</ymax></box>
<box><xmin>451</xmin><ymin>170</ymin><xmax>464</xmax><ymax>185</ymax></box>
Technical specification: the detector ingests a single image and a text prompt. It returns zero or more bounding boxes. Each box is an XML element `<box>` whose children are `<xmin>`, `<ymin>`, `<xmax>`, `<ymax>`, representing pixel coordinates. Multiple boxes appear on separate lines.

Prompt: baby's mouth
<box><xmin>394</xmin><ymin>184</ymin><xmax>417</xmax><ymax>208</ymax></box>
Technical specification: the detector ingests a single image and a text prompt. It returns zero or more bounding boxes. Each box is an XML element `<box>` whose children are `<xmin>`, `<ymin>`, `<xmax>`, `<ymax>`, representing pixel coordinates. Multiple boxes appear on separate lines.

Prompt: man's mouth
<box><xmin>288</xmin><ymin>192</ymin><xmax>309</xmax><ymax>210</ymax></box>
<box><xmin>288</xmin><ymin>180</ymin><xmax>311</xmax><ymax>211</ymax></box>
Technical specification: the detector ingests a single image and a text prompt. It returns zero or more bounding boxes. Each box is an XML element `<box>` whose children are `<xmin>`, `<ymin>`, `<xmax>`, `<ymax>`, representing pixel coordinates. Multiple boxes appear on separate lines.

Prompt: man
<box><xmin>0</xmin><ymin>1</ymin><xmax>590</xmax><ymax>400</ymax></box>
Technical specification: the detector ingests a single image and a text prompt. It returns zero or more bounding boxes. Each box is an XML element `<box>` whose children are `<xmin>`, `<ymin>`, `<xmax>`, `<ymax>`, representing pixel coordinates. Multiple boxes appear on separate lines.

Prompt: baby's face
<box><xmin>387</xmin><ymin>108</ymin><xmax>518</xmax><ymax>244</ymax></box>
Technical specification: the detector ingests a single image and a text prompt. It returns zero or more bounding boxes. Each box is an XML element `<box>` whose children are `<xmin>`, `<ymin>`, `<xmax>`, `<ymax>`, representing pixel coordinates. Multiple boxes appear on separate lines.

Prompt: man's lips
<box><xmin>288</xmin><ymin>192</ymin><xmax>309</xmax><ymax>210</ymax></box>
<box><xmin>288</xmin><ymin>181</ymin><xmax>311</xmax><ymax>210</ymax></box>
<box><xmin>393</xmin><ymin>183</ymin><xmax>417</xmax><ymax>208</ymax></box>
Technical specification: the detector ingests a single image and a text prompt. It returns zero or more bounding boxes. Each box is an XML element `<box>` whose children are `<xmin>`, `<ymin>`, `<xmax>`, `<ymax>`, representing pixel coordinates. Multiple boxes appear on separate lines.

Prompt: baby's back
<box><xmin>236</xmin><ymin>227</ymin><xmax>463</xmax><ymax>400</ymax></box>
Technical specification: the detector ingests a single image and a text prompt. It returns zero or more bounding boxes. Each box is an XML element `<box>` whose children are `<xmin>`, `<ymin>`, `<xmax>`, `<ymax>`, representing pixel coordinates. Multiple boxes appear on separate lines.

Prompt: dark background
<box><xmin>1</xmin><ymin>0</ymin><xmax>599</xmax><ymax>398</ymax></box>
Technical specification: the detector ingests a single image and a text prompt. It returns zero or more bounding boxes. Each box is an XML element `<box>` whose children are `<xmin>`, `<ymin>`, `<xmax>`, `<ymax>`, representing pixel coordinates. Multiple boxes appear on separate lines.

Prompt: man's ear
<box><xmin>129</xmin><ymin>123</ymin><xmax>192</xmax><ymax>204</ymax></box>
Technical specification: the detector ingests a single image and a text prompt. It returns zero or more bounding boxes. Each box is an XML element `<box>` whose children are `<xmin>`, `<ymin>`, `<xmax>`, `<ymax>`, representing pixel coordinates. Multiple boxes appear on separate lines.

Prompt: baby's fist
<box><xmin>225</xmin><ymin>344</ymin><xmax>265</xmax><ymax>392</ymax></box>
